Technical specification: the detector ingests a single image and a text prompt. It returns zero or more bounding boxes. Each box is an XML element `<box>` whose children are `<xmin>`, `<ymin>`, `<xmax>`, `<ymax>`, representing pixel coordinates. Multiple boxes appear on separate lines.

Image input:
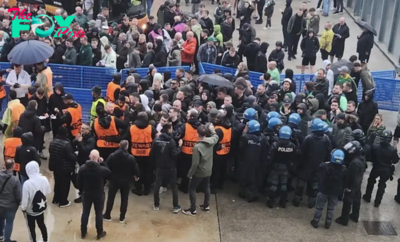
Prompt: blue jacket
<box><xmin>197</xmin><ymin>43</ymin><xmax>217</xmax><ymax>64</ymax></box>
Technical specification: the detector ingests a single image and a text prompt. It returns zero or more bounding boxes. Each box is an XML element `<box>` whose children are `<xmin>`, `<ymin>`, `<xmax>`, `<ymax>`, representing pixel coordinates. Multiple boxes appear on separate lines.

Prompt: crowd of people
<box><xmin>0</xmin><ymin>0</ymin><xmax>397</xmax><ymax>241</ymax></box>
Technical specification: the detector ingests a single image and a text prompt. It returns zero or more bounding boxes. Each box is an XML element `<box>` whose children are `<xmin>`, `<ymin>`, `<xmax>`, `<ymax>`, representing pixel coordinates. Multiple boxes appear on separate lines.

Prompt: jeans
<box><xmin>104</xmin><ymin>180</ymin><xmax>130</xmax><ymax>219</ymax></box>
<box><xmin>0</xmin><ymin>207</ymin><xmax>17</xmax><ymax>242</ymax></box>
<box><xmin>154</xmin><ymin>168</ymin><xmax>179</xmax><ymax>207</ymax></box>
<box><xmin>26</xmin><ymin>213</ymin><xmax>48</xmax><ymax>242</ymax></box>
<box><xmin>189</xmin><ymin>176</ymin><xmax>210</xmax><ymax>211</ymax></box>
<box><xmin>81</xmin><ymin>193</ymin><xmax>104</xmax><ymax>235</ymax></box>
<box><xmin>313</xmin><ymin>192</ymin><xmax>338</xmax><ymax>222</ymax></box>
<box><xmin>323</xmin><ymin>0</ymin><xmax>331</xmax><ymax>16</ymax></box>
<box><xmin>146</xmin><ymin>0</ymin><xmax>153</xmax><ymax>16</ymax></box>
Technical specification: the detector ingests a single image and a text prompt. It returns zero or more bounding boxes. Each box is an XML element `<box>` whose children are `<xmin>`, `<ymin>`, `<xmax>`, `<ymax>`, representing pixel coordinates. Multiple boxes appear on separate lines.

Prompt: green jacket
<box><xmin>213</xmin><ymin>25</ymin><xmax>224</xmax><ymax>46</ymax></box>
<box><xmin>73</xmin><ymin>14</ymin><xmax>88</xmax><ymax>28</ymax></box>
<box><xmin>332</xmin><ymin>124</ymin><xmax>353</xmax><ymax>148</ymax></box>
<box><xmin>78</xmin><ymin>44</ymin><xmax>93</xmax><ymax>66</ymax></box>
<box><xmin>188</xmin><ymin>130</ymin><xmax>219</xmax><ymax>178</ymax></box>
<box><xmin>367</xmin><ymin>125</ymin><xmax>386</xmax><ymax>146</ymax></box>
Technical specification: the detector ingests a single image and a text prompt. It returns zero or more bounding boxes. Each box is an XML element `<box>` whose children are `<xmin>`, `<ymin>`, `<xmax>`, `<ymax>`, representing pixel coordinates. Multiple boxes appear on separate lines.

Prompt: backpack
<box><xmin>31</xmin><ymin>183</ymin><xmax>47</xmax><ymax>213</ymax></box>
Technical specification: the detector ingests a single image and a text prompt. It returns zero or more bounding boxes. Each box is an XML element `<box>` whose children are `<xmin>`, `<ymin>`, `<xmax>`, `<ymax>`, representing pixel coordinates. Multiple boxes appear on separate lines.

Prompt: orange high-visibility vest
<box><xmin>0</xmin><ymin>81</ymin><xmax>6</xmax><ymax>99</ymax></box>
<box><xmin>65</xmin><ymin>104</ymin><xmax>82</xmax><ymax>137</ymax></box>
<box><xmin>182</xmin><ymin>123</ymin><xmax>199</xmax><ymax>155</ymax></box>
<box><xmin>130</xmin><ymin>125</ymin><xmax>153</xmax><ymax>156</ymax></box>
<box><xmin>106</xmin><ymin>82</ymin><xmax>120</xmax><ymax>102</ymax></box>
<box><xmin>94</xmin><ymin>116</ymin><xmax>119</xmax><ymax>148</ymax></box>
<box><xmin>4</xmin><ymin>137</ymin><xmax>22</xmax><ymax>160</ymax></box>
<box><xmin>41</xmin><ymin>68</ymin><xmax>53</xmax><ymax>99</ymax></box>
<box><xmin>215</xmin><ymin>126</ymin><xmax>232</xmax><ymax>155</ymax></box>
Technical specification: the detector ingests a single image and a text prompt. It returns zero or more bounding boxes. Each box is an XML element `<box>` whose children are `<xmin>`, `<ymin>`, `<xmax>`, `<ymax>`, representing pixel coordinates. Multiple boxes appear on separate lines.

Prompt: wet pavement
<box><xmin>4</xmin><ymin>0</ymin><xmax>400</xmax><ymax>241</ymax></box>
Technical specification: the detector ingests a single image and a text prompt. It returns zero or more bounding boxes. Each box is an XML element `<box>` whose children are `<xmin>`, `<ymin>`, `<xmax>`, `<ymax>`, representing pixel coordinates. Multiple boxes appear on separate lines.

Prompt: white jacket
<box><xmin>102</xmin><ymin>50</ymin><xmax>117</xmax><ymax>69</ymax></box>
<box><xmin>6</xmin><ymin>69</ymin><xmax>31</xmax><ymax>98</ymax></box>
<box><xmin>21</xmin><ymin>161</ymin><xmax>51</xmax><ymax>216</ymax></box>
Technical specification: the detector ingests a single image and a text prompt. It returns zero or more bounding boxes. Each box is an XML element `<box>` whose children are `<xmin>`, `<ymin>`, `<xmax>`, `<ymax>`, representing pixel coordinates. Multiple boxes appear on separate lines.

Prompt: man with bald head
<box><xmin>78</xmin><ymin>149</ymin><xmax>110</xmax><ymax>240</ymax></box>
<box><xmin>74</xmin><ymin>7</ymin><xmax>88</xmax><ymax>28</ymax></box>
<box><xmin>181</xmin><ymin>31</ymin><xmax>197</xmax><ymax>67</ymax></box>
<box><xmin>330</xmin><ymin>17</ymin><xmax>350</xmax><ymax>63</ymax></box>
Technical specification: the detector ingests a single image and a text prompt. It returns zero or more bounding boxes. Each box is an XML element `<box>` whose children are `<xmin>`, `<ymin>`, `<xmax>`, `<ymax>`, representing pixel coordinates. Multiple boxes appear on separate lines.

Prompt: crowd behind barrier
<box><xmin>0</xmin><ymin>62</ymin><xmax>397</xmax><ymax>122</ymax></box>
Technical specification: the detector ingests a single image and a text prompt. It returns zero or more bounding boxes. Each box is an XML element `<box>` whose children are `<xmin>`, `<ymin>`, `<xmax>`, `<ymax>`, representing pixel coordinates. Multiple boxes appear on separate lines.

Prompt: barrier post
<box><xmin>80</xmin><ymin>66</ymin><xmax>84</xmax><ymax>89</ymax></box>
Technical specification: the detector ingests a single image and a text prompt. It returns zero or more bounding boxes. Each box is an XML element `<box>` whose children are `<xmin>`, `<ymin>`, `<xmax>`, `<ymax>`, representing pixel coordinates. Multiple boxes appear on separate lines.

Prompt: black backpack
<box><xmin>31</xmin><ymin>184</ymin><xmax>47</xmax><ymax>213</ymax></box>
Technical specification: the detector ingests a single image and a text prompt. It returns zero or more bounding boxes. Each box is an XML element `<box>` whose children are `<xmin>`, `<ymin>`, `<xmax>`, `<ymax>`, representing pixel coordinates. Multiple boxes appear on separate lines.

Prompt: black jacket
<box><xmin>318</xmin><ymin>162</ymin><xmax>347</xmax><ymax>196</ymax></box>
<box><xmin>243</xmin><ymin>42</ymin><xmax>260</xmax><ymax>68</ymax></box>
<box><xmin>357</xmin><ymin>91</ymin><xmax>378</xmax><ymax>132</ymax></box>
<box><xmin>332</xmin><ymin>23</ymin><xmax>350</xmax><ymax>47</ymax></box>
<box><xmin>49</xmin><ymin>137</ymin><xmax>76</xmax><ymax>173</ymax></box>
<box><xmin>49</xmin><ymin>43</ymin><xmax>66</xmax><ymax>64</ymax></box>
<box><xmin>300</xmin><ymin>34</ymin><xmax>320</xmax><ymax>58</ymax></box>
<box><xmin>268</xmin><ymin>49</ymin><xmax>285</xmax><ymax>68</ymax></box>
<box><xmin>345</xmin><ymin>155</ymin><xmax>365</xmax><ymax>190</ymax></box>
<box><xmin>14</xmin><ymin>132</ymin><xmax>41</xmax><ymax>178</ymax></box>
<box><xmin>106</xmin><ymin>149</ymin><xmax>140</xmax><ymax>182</ymax></box>
<box><xmin>201</xmin><ymin>17</ymin><xmax>214</xmax><ymax>36</ymax></box>
<box><xmin>142</xmin><ymin>50</ymin><xmax>155</xmax><ymax>68</ymax></box>
<box><xmin>150</xmin><ymin>133</ymin><xmax>181</xmax><ymax>169</ymax></box>
<box><xmin>267</xmin><ymin>139</ymin><xmax>297</xmax><ymax>166</ymax></box>
<box><xmin>164</xmin><ymin>10</ymin><xmax>176</xmax><ymax>26</ymax></box>
<box><xmin>371</xmin><ymin>143</ymin><xmax>399</xmax><ymax>169</ymax></box>
<box><xmin>254</xmin><ymin>42</ymin><xmax>269</xmax><ymax>73</ymax></box>
<box><xmin>281</xmin><ymin>0</ymin><xmax>292</xmax><ymax>26</ymax></box>
<box><xmin>221</xmin><ymin>53</ymin><xmax>240</xmax><ymax>68</ymax></box>
<box><xmin>357</xmin><ymin>31</ymin><xmax>374</xmax><ymax>54</ymax></box>
<box><xmin>221</xmin><ymin>21</ymin><xmax>233</xmax><ymax>42</ymax></box>
<box><xmin>48</xmin><ymin>83</ymin><xmax>67</xmax><ymax>116</ymax></box>
<box><xmin>78</xmin><ymin>160</ymin><xmax>111</xmax><ymax>195</ymax></box>
<box><xmin>28</xmin><ymin>94</ymin><xmax>48</xmax><ymax>116</ymax></box>
<box><xmin>18</xmin><ymin>107</ymin><xmax>43</xmax><ymax>150</ymax></box>
<box><xmin>153</xmin><ymin>40</ymin><xmax>167</xmax><ymax>67</ymax></box>
<box><xmin>72</xmin><ymin>132</ymin><xmax>96</xmax><ymax>166</ymax></box>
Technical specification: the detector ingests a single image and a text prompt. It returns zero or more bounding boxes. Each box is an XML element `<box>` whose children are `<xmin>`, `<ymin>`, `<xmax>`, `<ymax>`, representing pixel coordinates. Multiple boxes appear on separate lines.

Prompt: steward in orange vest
<box><xmin>60</xmin><ymin>93</ymin><xmax>83</xmax><ymax>140</ymax></box>
<box><xmin>106</xmin><ymin>74</ymin><xmax>121</xmax><ymax>102</ymax></box>
<box><xmin>4</xmin><ymin>126</ymin><xmax>23</xmax><ymax>162</ymax></box>
<box><xmin>129</xmin><ymin>111</ymin><xmax>157</xmax><ymax>196</ymax></box>
<box><xmin>113</xmin><ymin>95</ymin><xmax>127</xmax><ymax>120</ymax></box>
<box><xmin>172</xmin><ymin>109</ymin><xmax>201</xmax><ymax>194</ymax></box>
<box><xmin>211</xmin><ymin>113</ymin><xmax>232</xmax><ymax>193</ymax></box>
<box><xmin>92</xmin><ymin>106</ymin><xmax>128</xmax><ymax>160</ymax></box>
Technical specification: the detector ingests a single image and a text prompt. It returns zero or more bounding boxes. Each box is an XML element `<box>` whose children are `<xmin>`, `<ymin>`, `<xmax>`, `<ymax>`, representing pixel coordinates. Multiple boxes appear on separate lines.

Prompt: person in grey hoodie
<box><xmin>0</xmin><ymin>159</ymin><xmax>22</xmax><ymax>242</ymax></box>
<box><xmin>182</xmin><ymin>123</ymin><xmax>219</xmax><ymax>216</ymax></box>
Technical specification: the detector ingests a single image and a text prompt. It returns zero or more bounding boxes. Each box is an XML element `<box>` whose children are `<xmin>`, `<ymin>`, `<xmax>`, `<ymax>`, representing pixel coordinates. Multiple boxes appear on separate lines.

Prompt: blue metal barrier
<box><xmin>120</xmin><ymin>66</ymin><xmax>192</xmax><ymax>84</ymax></box>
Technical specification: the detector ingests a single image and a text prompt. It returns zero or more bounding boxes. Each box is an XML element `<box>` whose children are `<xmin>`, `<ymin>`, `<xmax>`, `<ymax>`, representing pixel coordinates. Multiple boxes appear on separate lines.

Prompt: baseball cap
<box><xmin>193</xmin><ymin>99</ymin><xmax>203</xmax><ymax>107</ymax></box>
<box><xmin>338</xmin><ymin>66</ymin><xmax>349</xmax><ymax>72</ymax></box>
<box><xmin>62</xmin><ymin>93</ymin><xmax>74</xmax><ymax>100</ymax></box>
<box><xmin>353</xmin><ymin>62</ymin><xmax>361</xmax><ymax>67</ymax></box>
<box><xmin>245</xmin><ymin>95</ymin><xmax>256</xmax><ymax>104</ymax></box>
<box><xmin>283</xmin><ymin>97</ymin><xmax>291</xmax><ymax>105</ymax></box>
<box><xmin>207</xmin><ymin>36</ymin><xmax>217</xmax><ymax>42</ymax></box>
<box><xmin>336</xmin><ymin>113</ymin><xmax>346</xmax><ymax>120</ymax></box>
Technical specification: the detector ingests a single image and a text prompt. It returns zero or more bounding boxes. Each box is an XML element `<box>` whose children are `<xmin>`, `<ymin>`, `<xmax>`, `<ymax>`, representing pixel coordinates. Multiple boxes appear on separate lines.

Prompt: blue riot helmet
<box><xmin>322</xmin><ymin>122</ymin><xmax>329</xmax><ymax>133</ymax></box>
<box><xmin>279</xmin><ymin>125</ymin><xmax>292</xmax><ymax>139</ymax></box>
<box><xmin>331</xmin><ymin>149</ymin><xmax>345</xmax><ymax>164</ymax></box>
<box><xmin>244</xmin><ymin>108</ymin><xmax>257</xmax><ymax>121</ymax></box>
<box><xmin>288</xmin><ymin>113</ymin><xmax>301</xmax><ymax>126</ymax></box>
<box><xmin>268</xmin><ymin>117</ymin><xmax>283</xmax><ymax>130</ymax></box>
<box><xmin>267</xmin><ymin>111</ymin><xmax>280</xmax><ymax>121</ymax></box>
<box><xmin>311</xmin><ymin>118</ymin><xmax>325</xmax><ymax>132</ymax></box>
<box><xmin>248</xmin><ymin>120</ymin><xmax>261</xmax><ymax>133</ymax></box>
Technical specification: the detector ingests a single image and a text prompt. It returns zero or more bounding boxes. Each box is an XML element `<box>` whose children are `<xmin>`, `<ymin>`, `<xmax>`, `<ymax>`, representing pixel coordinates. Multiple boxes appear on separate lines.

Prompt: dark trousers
<box><xmin>288</xmin><ymin>33</ymin><xmax>301</xmax><ymax>57</ymax></box>
<box><xmin>0</xmin><ymin>206</ymin><xmax>17</xmax><ymax>241</ymax></box>
<box><xmin>333</xmin><ymin>0</ymin><xmax>337</xmax><ymax>8</ymax></box>
<box><xmin>189</xmin><ymin>176</ymin><xmax>210</xmax><ymax>211</ymax></box>
<box><xmin>321</xmin><ymin>49</ymin><xmax>329</xmax><ymax>60</ymax></box>
<box><xmin>265</xmin><ymin>17</ymin><xmax>272</xmax><ymax>28</ymax></box>
<box><xmin>313</xmin><ymin>192</ymin><xmax>338</xmax><ymax>222</ymax></box>
<box><xmin>282</xmin><ymin>24</ymin><xmax>289</xmax><ymax>48</ymax></box>
<box><xmin>294</xmin><ymin>177</ymin><xmax>319</xmax><ymax>200</ymax></box>
<box><xmin>135</xmin><ymin>160</ymin><xmax>153</xmax><ymax>192</ymax></box>
<box><xmin>268</xmin><ymin>166</ymin><xmax>289</xmax><ymax>199</ymax></box>
<box><xmin>53</xmin><ymin>171</ymin><xmax>71</xmax><ymax>205</ymax></box>
<box><xmin>340</xmin><ymin>188</ymin><xmax>361</xmax><ymax>223</ymax></box>
<box><xmin>154</xmin><ymin>168</ymin><xmax>179</xmax><ymax>207</ymax></box>
<box><xmin>336</xmin><ymin>0</ymin><xmax>343</xmax><ymax>12</ymax></box>
<box><xmin>178</xmin><ymin>155</ymin><xmax>192</xmax><ymax>193</ymax></box>
<box><xmin>257</xmin><ymin>0</ymin><xmax>265</xmax><ymax>22</ymax></box>
<box><xmin>211</xmin><ymin>157</ymin><xmax>228</xmax><ymax>190</ymax></box>
<box><xmin>365</xmin><ymin>167</ymin><xmax>390</xmax><ymax>203</ymax></box>
<box><xmin>26</xmin><ymin>213</ymin><xmax>47</xmax><ymax>242</ymax></box>
<box><xmin>81</xmin><ymin>193</ymin><xmax>104</xmax><ymax>235</ymax></box>
<box><xmin>104</xmin><ymin>180</ymin><xmax>130</xmax><ymax>219</ymax></box>
<box><xmin>317</xmin><ymin>0</ymin><xmax>323</xmax><ymax>8</ymax></box>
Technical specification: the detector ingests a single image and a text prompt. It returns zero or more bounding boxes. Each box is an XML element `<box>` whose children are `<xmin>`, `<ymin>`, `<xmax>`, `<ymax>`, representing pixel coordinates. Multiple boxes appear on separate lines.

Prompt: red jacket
<box><xmin>181</xmin><ymin>38</ymin><xmax>197</xmax><ymax>63</ymax></box>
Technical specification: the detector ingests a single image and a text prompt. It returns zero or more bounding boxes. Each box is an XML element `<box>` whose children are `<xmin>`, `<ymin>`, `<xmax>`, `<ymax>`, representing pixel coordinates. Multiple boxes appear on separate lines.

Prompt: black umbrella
<box><xmin>198</xmin><ymin>74</ymin><xmax>233</xmax><ymax>88</ymax></box>
<box><xmin>330</xmin><ymin>59</ymin><xmax>354</xmax><ymax>80</ymax></box>
<box><xmin>8</xmin><ymin>40</ymin><xmax>54</xmax><ymax>65</ymax></box>
<box><xmin>355</xmin><ymin>19</ymin><xmax>377</xmax><ymax>36</ymax></box>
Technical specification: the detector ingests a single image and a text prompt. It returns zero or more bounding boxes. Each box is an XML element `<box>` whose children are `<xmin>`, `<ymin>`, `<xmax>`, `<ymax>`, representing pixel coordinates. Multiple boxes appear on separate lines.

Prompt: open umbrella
<box><xmin>8</xmin><ymin>40</ymin><xmax>54</xmax><ymax>65</ymax></box>
<box><xmin>198</xmin><ymin>74</ymin><xmax>233</xmax><ymax>88</ymax></box>
<box><xmin>355</xmin><ymin>19</ymin><xmax>377</xmax><ymax>36</ymax></box>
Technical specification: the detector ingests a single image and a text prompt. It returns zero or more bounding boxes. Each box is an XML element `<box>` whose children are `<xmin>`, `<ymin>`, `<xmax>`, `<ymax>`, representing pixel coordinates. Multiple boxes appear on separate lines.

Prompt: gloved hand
<box><xmin>13</xmin><ymin>83</ymin><xmax>20</xmax><ymax>88</ymax></box>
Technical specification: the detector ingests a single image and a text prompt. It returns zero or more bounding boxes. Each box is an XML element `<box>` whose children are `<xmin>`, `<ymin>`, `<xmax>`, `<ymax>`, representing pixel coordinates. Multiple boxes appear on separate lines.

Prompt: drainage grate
<box><xmin>363</xmin><ymin>221</ymin><xmax>398</xmax><ymax>236</ymax></box>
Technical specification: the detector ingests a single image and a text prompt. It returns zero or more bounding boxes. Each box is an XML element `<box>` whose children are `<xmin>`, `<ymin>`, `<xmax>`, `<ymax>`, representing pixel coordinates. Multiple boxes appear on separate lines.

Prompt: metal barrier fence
<box><xmin>199</xmin><ymin>62</ymin><xmax>398</xmax><ymax>111</ymax></box>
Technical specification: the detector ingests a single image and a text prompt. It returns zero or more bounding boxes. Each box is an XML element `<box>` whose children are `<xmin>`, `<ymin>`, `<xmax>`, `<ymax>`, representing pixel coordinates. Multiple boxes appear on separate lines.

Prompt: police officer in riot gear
<box><xmin>352</xmin><ymin>129</ymin><xmax>371</xmax><ymax>162</ymax></box>
<box><xmin>264</xmin><ymin>117</ymin><xmax>282</xmax><ymax>146</ymax></box>
<box><xmin>287</xmin><ymin>113</ymin><xmax>304</xmax><ymax>146</ymax></box>
<box><xmin>293</xmin><ymin>118</ymin><xmax>332</xmax><ymax>208</ymax></box>
<box><xmin>363</xmin><ymin>130</ymin><xmax>399</xmax><ymax>207</ymax></box>
<box><xmin>266</xmin><ymin>126</ymin><xmax>297</xmax><ymax>208</ymax></box>
<box><xmin>323</xmin><ymin>122</ymin><xmax>336</xmax><ymax>149</ymax></box>
<box><xmin>238</xmin><ymin>120</ymin><xmax>268</xmax><ymax>202</ymax></box>
<box><xmin>336</xmin><ymin>141</ymin><xmax>365</xmax><ymax>226</ymax></box>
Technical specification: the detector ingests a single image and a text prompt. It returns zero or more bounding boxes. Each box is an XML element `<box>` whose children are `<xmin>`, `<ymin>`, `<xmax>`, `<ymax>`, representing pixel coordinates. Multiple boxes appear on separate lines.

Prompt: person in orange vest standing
<box><xmin>173</xmin><ymin>109</ymin><xmax>201</xmax><ymax>193</ymax></box>
<box><xmin>60</xmin><ymin>93</ymin><xmax>83</xmax><ymax>141</ymax></box>
<box><xmin>1</xmin><ymin>90</ymin><xmax>25</xmax><ymax>139</ymax></box>
<box><xmin>106</xmin><ymin>74</ymin><xmax>121</xmax><ymax>102</ymax></box>
<box><xmin>3</xmin><ymin>126</ymin><xmax>23</xmax><ymax>164</ymax></box>
<box><xmin>35</xmin><ymin>62</ymin><xmax>53</xmax><ymax>100</ymax></box>
<box><xmin>92</xmin><ymin>106</ymin><xmax>128</xmax><ymax>160</ymax></box>
<box><xmin>211</xmin><ymin>113</ymin><xmax>232</xmax><ymax>194</ymax></box>
<box><xmin>130</xmin><ymin>111</ymin><xmax>157</xmax><ymax>196</ymax></box>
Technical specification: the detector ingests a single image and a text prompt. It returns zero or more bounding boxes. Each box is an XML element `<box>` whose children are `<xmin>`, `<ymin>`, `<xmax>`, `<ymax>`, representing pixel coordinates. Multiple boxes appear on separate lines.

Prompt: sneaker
<box><xmin>263</xmin><ymin>27</ymin><xmax>268</xmax><ymax>30</ymax></box>
<box><xmin>59</xmin><ymin>201</ymin><xmax>72</xmax><ymax>208</ymax></box>
<box><xmin>0</xmin><ymin>236</ymin><xmax>3</xmax><ymax>241</ymax></box>
<box><xmin>103</xmin><ymin>214</ymin><xmax>112</xmax><ymax>221</ymax></box>
<box><xmin>74</xmin><ymin>197</ymin><xmax>82</xmax><ymax>203</ymax></box>
<box><xmin>119</xmin><ymin>217</ymin><xmax>125</xmax><ymax>223</ymax></box>
<box><xmin>173</xmin><ymin>206</ymin><xmax>181</xmax><ymax>213</ymax></box>
<box><xmin>159</xmin><ymin>187</ymin><xmax>167</xmax><ymax>194</ymax></box>
<box><xmin>153</xmin><ymin>205</ymin><xmax>160</xmax><ymax>211</ymax></box>
<box><xmin>97</xmin><ymin>231</ymin><xmax>107</xmax><ymax>240</ymax></box>
<box><xmin>38</xmin><ymin>152</ymin><xmax>47</xmax><ymax>160</ymax></box>
<box><xmin>199</xmin><ymin>205</ymin><xmax>210</xmax><ymax>212</ymax></box>
<box><xmin>182</xmin><ymin>209</ymin><xmax>197</xmax><ymax>216</ymax></box>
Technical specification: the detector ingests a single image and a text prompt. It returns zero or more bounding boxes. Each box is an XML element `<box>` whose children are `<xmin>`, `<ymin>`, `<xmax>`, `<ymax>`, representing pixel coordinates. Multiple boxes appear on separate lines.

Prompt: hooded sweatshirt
<box><xmin>255</xmin><ymin>42</ymin><xmax>269</xmax><ymax>73</ymax></box>
<box><xmin>21</xmin><ymin>161</ymin><xmax>51</xmax><ymax>216</ymax></box>
<box><xmin>213</xmin><ymin>25</ymin><xmax>224</xmax><ymax>46</ymax></box>
<box><xmin>0</xmin><ymin>169</ymin><xmax>22</xmax><ymax>209</ymax></box>
<box><xmin>187</xmin><ymin>128</ymin><xmax>219</xmax><ymax>178</ymax></box>
<box><xmin>140</xmin><ymin>94</ymin><xmax>151</xmax><ymax>112</ymax></box>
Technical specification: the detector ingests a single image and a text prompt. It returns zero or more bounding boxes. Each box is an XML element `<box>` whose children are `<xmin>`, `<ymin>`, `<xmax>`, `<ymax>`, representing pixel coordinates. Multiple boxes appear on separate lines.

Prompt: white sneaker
<box><xmin>263</xmin><ymin>27</ymin><xmax>268</xmax><ymax>30</ymax></box>
<box><xmin>153</xmin><ymin>205</ymin><xmax>160</xmax><ymax>211</ymax></box>
<box><xmin>59</xmin><ymin>201</ymin><xmax>72</xmax><ymax>208</ymax></box>
<box><xmin>317</xmin><ymin>8</ymin><xmax>321</xmax><ymax>11</ymax></box>
<box><xmin>159</xmin><ymin>187</ymin><xmax>167</xmax><ymax>193</ymax></box>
